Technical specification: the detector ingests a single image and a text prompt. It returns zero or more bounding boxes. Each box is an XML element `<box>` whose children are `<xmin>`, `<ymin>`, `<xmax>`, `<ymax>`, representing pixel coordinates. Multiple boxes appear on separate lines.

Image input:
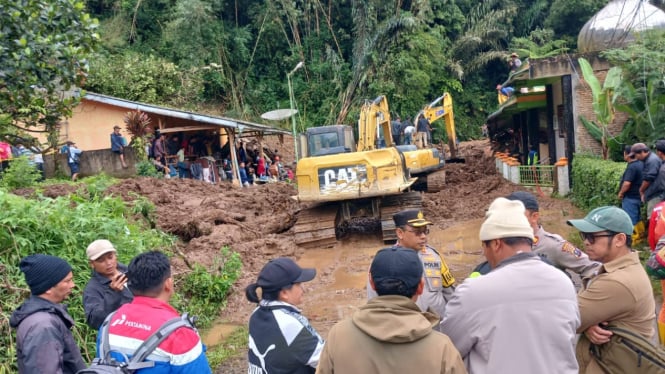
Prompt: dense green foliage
<box><xmin>570</xmin><ymin>154</ymin><xmax>624</xmax><ymax>210</ymax></box>
<box><xmin>0</xmin><ymin>157</ymin><xmax>42</xmax><ymax>190</ymax></box>
<box><xmin>135</xmin><ymin>160</ymin><xmax>164</xmax><ymax>178</ymax></box>
<box><xmin>0</xmin><ymin>0</ymin><xmax>99</xmax><ymax>150</ymax></box>
<box><xmin>0</xmin><ymin>176</ymin><xmax>240</xmax><ymax>371</ymax></box>
<box><xmin>178</xmin><ymin>248</ymin><xmax>242</xmax><ymax>327</ymax></box>
<box><xmin>82</xmin><ymin>0</ymin><xmax>612</xmax><ymax>140</ymax></box>
<box><xmin>602</xmin><ymin>30</ymin><xmax>665</xmax><ymax>147</ymax></box>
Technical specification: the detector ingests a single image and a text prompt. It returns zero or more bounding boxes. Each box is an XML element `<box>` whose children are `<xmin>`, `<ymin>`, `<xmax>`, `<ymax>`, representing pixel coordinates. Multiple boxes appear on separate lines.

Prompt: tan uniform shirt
<box><xmin>576</xmin><ymin>252</ymin><xmax>656</xmax><ymax>373</ymax></box>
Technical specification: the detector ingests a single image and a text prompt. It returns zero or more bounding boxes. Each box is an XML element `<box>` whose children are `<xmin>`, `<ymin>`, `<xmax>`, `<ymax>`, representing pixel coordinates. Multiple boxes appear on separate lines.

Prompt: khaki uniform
<box><xmin>533</xmin><ymin>226</ymin><xmax>600</xmax><ymax>279</ymax></box>
<box><xmin>576</xmin><ymin>252</ymin><xmax>656</xmax><ymax>373</ymax></box>
<box><xmin>367</xmin><ymin>245</ymin><xmax>455</xmax><ymax>320</ymax></box>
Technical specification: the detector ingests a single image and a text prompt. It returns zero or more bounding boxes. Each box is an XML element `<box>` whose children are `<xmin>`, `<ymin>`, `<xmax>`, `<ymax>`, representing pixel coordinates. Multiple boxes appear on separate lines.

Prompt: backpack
<box><xmin>76</xmin><ymin>312</ymin><xmax>195</xmax><ymax>374</ymax></box>
<box><xmin>590</xmin><ymin>326</ymin><xmax>665</xmax><ymax>374</ymax></box>
<box><xmin>71</xmin><ymin>149</ymin><xmax>81</xmax><ymax>164</ymax></box>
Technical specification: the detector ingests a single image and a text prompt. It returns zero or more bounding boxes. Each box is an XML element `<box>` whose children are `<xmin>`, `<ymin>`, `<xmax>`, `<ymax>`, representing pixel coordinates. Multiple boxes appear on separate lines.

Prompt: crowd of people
<box><xmin>8</xmin><ymin>191</ymin><xmax>663</xmax><ymax>373</ymax></box>
<box><xmin>245</xmin><ymin>194</ymin><xmax>660</xmax><ymax>374</ymax></box>
<box><xmin>56</xmin><ymin>125</ymin><xmax>294</xmax><ymax>185</ymax></box>
<box><xmin>390</xmin><ymin>114</ymin><xmax>434</xmax><ymax>149</ymax></box>
<box><xmin>144</xmin><ymin>129</ymin><xmax>293</xmax><ymax>186</ymax></box>
<box><xmin>0</xmin><ymin>139</ymin><xmax>45</xmax><ymax>179</ymax></box>
<box><xmin>11</xmin><ymin>242</ymin><xmax>213</xmax><ymax>373</ymax></box>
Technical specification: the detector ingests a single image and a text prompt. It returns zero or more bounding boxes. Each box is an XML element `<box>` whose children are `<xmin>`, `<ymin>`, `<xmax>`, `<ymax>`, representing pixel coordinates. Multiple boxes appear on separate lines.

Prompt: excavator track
<box><xmin>379</xmin><ymin>191</ymin><xmax>423</xmax><ymax>243</ymax></box>
<box><xmin>294</xmin><ymin>204</ymin><xmax>339</xmax><ymax>249</ymax></box>
<box><xmin>426</xmin><ymin>170</ymin><xmax>446</xmax><ymax>192</ymax></box>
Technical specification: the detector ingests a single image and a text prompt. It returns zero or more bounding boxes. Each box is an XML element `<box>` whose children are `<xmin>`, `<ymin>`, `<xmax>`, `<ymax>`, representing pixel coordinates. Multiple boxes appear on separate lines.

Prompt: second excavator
<box><xmin>415</xmin><ymin>92</ymin><xmax>465</xmax><ymax>163</ymax></box>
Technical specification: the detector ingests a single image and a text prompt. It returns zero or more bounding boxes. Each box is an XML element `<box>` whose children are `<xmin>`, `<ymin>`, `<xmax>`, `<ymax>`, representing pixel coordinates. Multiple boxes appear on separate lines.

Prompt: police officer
<box><xmin>507</xmin><ymin>191</ymin><xmax>600</xmax><ymax>282</ymax></box>
<box><xmin>367</xmin><ymin>209</ymin><xmax>455</xmax><ymax>324</ymax></box>
<box><xmin>472</xmin><ymin>192</ymin><xmax>601</xmax><ymax>287</ymax></box>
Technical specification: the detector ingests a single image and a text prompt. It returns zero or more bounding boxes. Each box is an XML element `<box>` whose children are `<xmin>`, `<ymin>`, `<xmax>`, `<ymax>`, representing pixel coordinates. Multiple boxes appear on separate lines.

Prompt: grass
<box><xmin>207</xmin><ymin>326</ymin><xmax>248</xmax><ymax>370</ymax></box>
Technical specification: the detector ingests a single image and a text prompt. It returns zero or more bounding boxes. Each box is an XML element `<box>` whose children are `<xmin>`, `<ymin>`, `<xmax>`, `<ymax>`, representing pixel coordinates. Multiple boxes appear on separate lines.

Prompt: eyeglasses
<box><xmin>579</xmin><ymin>232</ymin><xmax>616</xmax><ymax>244</ymax></box>
<box><xmin>404</xmin><ymin>227</ymin><xmax>429</xmax><ymax>236</ymax></box>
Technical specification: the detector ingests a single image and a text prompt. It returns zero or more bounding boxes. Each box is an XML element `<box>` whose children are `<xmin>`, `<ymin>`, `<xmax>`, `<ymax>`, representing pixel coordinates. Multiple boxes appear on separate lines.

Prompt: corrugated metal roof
<box><xmin>82</xmin><ymin>92</ymin><xmax>291</xmax><ymax>136</ymax></box>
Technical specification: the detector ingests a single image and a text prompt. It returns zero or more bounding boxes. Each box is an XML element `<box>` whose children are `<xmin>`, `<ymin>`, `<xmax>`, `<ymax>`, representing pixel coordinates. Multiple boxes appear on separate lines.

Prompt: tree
<box><xmin>510</xmin><ymin>28</ymin><xmax>569</xmax><ymax>59</ymax></box>
<box><xmin>603</xmin><ymin>30</ymin><xmax>665</xmax><ymax>149</ymax></box>
<box><xmin>578</xmin><ymin>57</ymin><xmax>622</xmax><ymax>160</ymax></box>
<box><xmin>544</xmin><ymin>0</ymin><xmax>605</xmax><ymax>46</ymax></box>
<box><xmin>0</xmin><ymin>0</ymin><xmax>99</xmax><ymax>149</ymax></box>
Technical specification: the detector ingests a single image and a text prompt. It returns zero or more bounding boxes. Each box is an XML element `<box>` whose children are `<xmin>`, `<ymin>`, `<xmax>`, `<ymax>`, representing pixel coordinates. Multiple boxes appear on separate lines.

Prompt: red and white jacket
<box><xmin>100</xmin><ymin>296</ymin><xmax>211</xmax><ymax>373</ymax></box>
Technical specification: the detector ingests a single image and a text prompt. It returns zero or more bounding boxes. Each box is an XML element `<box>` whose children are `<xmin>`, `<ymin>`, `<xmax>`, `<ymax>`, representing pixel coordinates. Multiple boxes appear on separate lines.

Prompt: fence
<box><xmin>517</xmin><ymin>165</ymin><xmax>555</xmax><ymax>187</ymax></box>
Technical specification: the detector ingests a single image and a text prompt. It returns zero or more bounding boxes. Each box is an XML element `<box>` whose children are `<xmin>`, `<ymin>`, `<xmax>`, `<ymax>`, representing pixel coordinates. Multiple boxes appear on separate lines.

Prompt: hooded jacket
<box><xmin>9</xmin><ymin>295</ymin><xmax>86</xmax><ymax>374</ymax></box>
<box><xmin>316</xmin><ymin>295</ymin><xmax>466</xmax><ymax>374</ymax></box>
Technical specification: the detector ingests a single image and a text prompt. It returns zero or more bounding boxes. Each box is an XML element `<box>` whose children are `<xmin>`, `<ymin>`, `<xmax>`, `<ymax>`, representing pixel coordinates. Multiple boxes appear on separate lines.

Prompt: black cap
<box><xmin>393</xmin><ymin>209</ymin><xmax>432</xmax><ymax>228</ymax></box>
<box><xmin>20</xmin><ymin>254</ymin><xmax>72</xmax><ymax>295</ymax></box>
<box><xmin>629</xmin><ymin>143</ymin><xmax>650</xmax><ymax>157</ymax></box>
<box><xmin>257</xmin><ymin>257</ymin><xmax>316</xmax><ymax>292</ymax></box>
<box><xmin>655</xmin><ymin>140</ymin><xmax>665</xmax><ymax>153</ymax></box>
<box><xmin>370</xmin><ymin>247</ymin><xmax>423</xmax><ymax>289</ymax></box>
<box><xmin>506</xmin><ymin>191</ymin><xmax>539</xmax><ymax>211</ymax></box>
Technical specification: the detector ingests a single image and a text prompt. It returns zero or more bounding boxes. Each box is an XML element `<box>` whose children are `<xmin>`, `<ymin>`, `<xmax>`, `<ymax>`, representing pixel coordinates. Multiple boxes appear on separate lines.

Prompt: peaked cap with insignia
<box><xmin>393</xmin><ymin>209</ymin><xmax>432</xmax><ymax>228</ymax></box>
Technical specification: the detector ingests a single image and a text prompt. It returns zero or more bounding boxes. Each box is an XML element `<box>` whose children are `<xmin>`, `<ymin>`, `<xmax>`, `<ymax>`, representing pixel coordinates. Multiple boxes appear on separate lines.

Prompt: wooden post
<box><xmin>257</xmin><ymin>133</ymin><xmax>264</xmax><ymax>161</ymax></box>
<box><xmin>225</xmin><ymin>128</ymin><xmax>241</xmax><ymax>186</ymax></box>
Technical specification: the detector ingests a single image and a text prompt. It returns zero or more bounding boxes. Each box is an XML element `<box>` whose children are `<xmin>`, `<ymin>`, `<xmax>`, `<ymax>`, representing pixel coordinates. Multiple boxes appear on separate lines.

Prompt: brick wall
<box><xmin>574</xmin><ymin>70</ymin><xmax>628</xmax><ymax>156</ymax></box>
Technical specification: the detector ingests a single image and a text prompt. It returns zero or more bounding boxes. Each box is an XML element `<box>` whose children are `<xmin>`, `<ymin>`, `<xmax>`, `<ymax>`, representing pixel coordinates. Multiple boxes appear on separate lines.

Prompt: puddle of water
<box><xmin>430</xmin><ymin>219</ymin><xmax>485</xmax><ymax>280</ymax></box>
<box><xmin>202</xmin><ymin>322</ymin><xmax>241</xmax><ymax>347</ymax></box>
<box><xmin>299</xmin><ymin>223</ymin><xmax>488</xmax><ymax>332</ymax></box>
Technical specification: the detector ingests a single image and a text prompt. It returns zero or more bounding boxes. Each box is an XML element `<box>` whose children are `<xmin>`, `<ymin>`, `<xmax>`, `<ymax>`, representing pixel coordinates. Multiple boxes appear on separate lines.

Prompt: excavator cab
<box><xmin>299</xmin><ymin>125</ymin><xmax>356</xmax><ymax>158</ymax></box>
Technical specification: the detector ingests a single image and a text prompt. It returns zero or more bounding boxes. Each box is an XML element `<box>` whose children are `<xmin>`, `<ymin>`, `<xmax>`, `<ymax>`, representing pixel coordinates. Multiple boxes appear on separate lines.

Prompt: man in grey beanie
<box><xmin>440</xmin><ymin>198</ymin><xmax>579</xmax><ymax>374</ymax></box>
<box><xmin>9</xmin><ymin>254</ymin><xmax>86</xmax><ymax>373</ymax></box>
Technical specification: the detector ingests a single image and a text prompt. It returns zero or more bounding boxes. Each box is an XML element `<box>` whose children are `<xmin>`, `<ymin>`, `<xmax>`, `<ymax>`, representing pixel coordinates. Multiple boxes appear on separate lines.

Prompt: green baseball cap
<box><xmin>566</xmin><ymin>206</ymin><xmax>633</xmax><ymax>235</ymax></box>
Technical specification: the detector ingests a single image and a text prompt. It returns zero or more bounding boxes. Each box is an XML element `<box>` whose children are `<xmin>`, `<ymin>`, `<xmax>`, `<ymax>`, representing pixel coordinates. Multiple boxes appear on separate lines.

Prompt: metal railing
<box><xmin>517</xmin><ymin>165</ymin><xmax>555</xmax><ymax>187</ymax></box>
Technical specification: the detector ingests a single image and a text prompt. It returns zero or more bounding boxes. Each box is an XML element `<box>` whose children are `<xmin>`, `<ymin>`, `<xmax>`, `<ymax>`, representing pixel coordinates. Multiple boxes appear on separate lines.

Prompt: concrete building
<box><xmin>486</xmin><ymin>0</ymin><xmax>665</xmax><ymax>194</ymax></box>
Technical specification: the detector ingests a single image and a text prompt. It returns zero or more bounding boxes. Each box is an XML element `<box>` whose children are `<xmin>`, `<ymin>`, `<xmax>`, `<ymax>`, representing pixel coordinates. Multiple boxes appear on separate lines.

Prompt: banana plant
<box><xmin>578</xmin><ymin>57</ymin><xmax>622</xmax><ymax>159</ymax></box>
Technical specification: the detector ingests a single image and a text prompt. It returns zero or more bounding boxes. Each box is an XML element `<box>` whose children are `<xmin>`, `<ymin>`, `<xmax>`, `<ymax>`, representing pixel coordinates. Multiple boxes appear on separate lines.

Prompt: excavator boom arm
<box><xmin>357</xmin><ymin>95</ymin><xmax>395</xmax><ymax>151</ymax></box>
<box><xmin>421</xmin><ymin>93</ymin><xmax>459</xmax><ymax>159</ymax></box>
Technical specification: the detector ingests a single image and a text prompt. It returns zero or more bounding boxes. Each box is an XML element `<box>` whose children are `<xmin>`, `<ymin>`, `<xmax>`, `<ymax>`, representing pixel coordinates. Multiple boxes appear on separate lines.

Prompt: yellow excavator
<box><xmin>294</xmin><ymin>95</ymin><xmax>447</xmax><ymax>248</ymax></box>
<box><xmin>415</xmin><ymin>92</ymin><xmax>464</xmax><ymax>163</ymax></box>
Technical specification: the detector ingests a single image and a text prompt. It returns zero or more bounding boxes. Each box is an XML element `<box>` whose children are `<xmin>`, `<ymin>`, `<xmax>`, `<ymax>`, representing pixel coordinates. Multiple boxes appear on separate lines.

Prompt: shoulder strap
<box><xmin>98</xmin><ymin>311</ymin><xmax>117</xmax><ymax>361</ymax></box>
<box><xmin>126</xmin><ymin>313</ymin><xmax>195</xmax><ymax>369</ymax></box>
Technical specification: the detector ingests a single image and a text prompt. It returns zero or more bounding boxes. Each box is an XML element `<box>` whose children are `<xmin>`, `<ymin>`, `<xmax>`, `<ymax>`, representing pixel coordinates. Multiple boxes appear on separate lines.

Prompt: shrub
<box><xmin>176</xmin><ymin>247</ymin><xmax>242</xmax><ymax>327</ymax></box>
<box><xmin>571</xmin><ymin>154</ymin><xmax>624</xmax><ymax>210</ymax></box>
<box><xmin>0</xmin><ymin>157</ymin><xmax>42</xmax><ymax>189</ymax></box>
<box><xmin>135</xmin><ymin>160</ymin><xmax>163</xmax><ymax>178</ymax></box>
<box><xmin>0</xmin><ymin>187</ymin><xmax>174</xmax><ymax>371</ymax></box>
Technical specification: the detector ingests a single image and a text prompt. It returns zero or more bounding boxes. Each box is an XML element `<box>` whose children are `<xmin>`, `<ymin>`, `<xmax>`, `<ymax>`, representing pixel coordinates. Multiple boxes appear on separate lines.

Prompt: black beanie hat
<box><xmin>20</xmin><ymin>254</ymin><xmax>72</xmax><ymax>295</ymax></box>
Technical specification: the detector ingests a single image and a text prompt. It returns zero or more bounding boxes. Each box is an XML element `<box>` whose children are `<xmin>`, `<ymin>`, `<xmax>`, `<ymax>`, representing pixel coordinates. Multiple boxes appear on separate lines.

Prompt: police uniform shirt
<box><xmin>533</xmin><ymin>226</ymin><xmax>600</xmax><ymax>279</ymax></box>
<box><xmin>417</xmin><ymin>245</ymin><xmax>455</xmax><ymax>319</ymax></box>
<box><xmin>366</xmin><ymin>245</ymin><xmax>455</xmax><ymax>320</ymax></box>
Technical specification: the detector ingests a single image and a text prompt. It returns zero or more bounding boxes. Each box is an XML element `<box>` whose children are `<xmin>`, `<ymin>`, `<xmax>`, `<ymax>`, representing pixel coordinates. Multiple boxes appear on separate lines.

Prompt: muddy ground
<box><xmin>34</xmin><ymin>139</ymin><xmax>582</xmax><ymax>373</ymax></box>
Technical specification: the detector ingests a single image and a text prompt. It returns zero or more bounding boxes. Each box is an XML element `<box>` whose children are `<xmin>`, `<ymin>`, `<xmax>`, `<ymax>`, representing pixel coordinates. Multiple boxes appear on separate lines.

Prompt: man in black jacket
<box><xmin>82</xmin><ymin>239</ymin><xmax>133</xmax><ymax>329</ymax></box>
<box><xmin>632</xmin><ymin>142</ymin><xmax>663</xmax><ymax>218</ymax></box>
<box><xmin>10</xmin><ymin>254</ymin><xmax>86</xmax><ymax>374</ymax></box>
